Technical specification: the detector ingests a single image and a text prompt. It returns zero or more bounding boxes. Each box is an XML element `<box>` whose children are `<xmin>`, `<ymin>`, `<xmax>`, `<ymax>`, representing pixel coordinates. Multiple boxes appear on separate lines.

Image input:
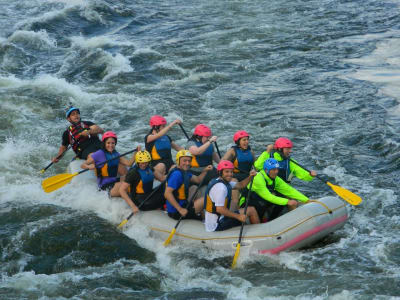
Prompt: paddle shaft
<box><xmin>178</xmin><ymin>124</ymin><xmax>190</xmax><ymax>140</ymax></box>
<box><xmin>289</xmin><ymin>159</ymin><xmax>324</xmax><ymax>182</ymax></box>
<box><xmin>214</xmin><ymin>141</ymin><xmax>222</xmax><ymax>159</ymax></box>
<box><xmin>237</xmin><ymin>176</ymin><xmax>254</xmax><ymax>244</ymax></box>
<box><xmin>41</xmin><ymin>145</ymin><xmax>71</xmax><ymax>173</ymax></box>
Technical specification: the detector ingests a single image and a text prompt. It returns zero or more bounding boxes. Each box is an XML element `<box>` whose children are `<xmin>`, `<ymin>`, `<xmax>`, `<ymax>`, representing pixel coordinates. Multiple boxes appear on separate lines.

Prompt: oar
<box><xmin>178</xmin><ymin>123</ymin><xmax>190</xmax><ymax>140</ymax></box>
<box><xmin>163</xmin><ymin>175</ymin><xmax>206</xmax><ymax>247</ymax></box>
<box><xmin>214</xmin><ymin>141</ymin><xmax>222</xmax><ymax>159</ymax></box>
<box><xmin>40</xmin><ymin>145</ymin><xmax>71</xmax><ymax>174</ymax></box>
<box><xmin>290</xmin><ymin>159</ymin><xmax>362</xmax><ymax>206</ymax></box>
<box><xmin>42</xmin><ymin>149</ymin><xmax>137</xmax><ymax>193</ymax></box>
<box><xmin>117</xmin><ymin>180</ymin><xmax>166</xmax><ymax>229</ymax></box>
<box><xmin>232</xmin><ymin>176</ymin><xmax>254</xmax><ymax>269</ymax></box>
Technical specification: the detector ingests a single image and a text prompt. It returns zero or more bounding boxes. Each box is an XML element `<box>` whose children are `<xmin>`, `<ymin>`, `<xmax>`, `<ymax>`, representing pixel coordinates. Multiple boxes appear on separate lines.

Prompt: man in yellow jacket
<box><xmin>240</xmin><ymin>158</ymin><xmax>309</xmax><ymax>222</ymax></box>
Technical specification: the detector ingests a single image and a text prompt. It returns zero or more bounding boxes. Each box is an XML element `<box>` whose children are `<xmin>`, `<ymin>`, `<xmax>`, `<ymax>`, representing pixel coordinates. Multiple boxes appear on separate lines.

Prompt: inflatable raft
<box><xmin>68</xmin><ymin>160</ymin><xmax>348</xmax><ymax>255</ymax></box>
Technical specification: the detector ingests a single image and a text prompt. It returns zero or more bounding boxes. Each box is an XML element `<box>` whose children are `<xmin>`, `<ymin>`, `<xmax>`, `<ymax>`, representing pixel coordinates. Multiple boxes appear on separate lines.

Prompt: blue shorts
<box><xmin>215</xmin><ymin>210</ymin><xmax>242</xmax><ymax>231</ymax></box>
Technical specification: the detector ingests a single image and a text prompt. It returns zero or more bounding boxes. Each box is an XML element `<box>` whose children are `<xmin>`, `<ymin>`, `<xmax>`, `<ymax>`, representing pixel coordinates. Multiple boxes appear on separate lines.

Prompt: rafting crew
<box><xmin>52</xmin><ymin>107</ymin><xmax>104</xmax><ymax>162</ymax></box>
<box><xmin>164</xmin><ymin>150</ymin><xmax>213</xmax><ymax>220</ymax></box>
<box><xmin>187</xmin><ymin>124</ymin><xmax>220</xmax><ymax>186</ymax></box>
<box><xmin>145</xmin><ymin>115</ymin><xmax>184</xmax><ymax>176</ymax></box>
<box><xmin>81</xmin><ymin>131</ymin><xmax>136</xmax><ymax>197</ymax></box>
<box><xmin>254</xmin><ymin>137</ymin><xmax>316</xmax><ymax>183</ymax></box>
<box><xmin>119</xmin><ymin>150</ymin><xmax>166</xmax><ymax>214</ymax></box>
<box><xmin>204</xmin><ymin>160</ymin><xmax>260</xmax><ymax>232</ymax></box>
<box><xmin>239</xmin><ymin>158</ymin><xmax>310</xmax><ymax>222</ymax></box>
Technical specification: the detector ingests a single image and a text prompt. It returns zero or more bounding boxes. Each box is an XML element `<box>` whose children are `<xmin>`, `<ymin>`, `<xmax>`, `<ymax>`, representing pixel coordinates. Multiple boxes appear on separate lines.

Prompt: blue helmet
<box><xmin>66</xmin><ymin>107</ymin><xmax>80</xmax><ymax>118</ymax></box>
<box><xmin>263</xmin><ymin>158</ymin><xmax>280</xmax><ymax>172</ymax></box>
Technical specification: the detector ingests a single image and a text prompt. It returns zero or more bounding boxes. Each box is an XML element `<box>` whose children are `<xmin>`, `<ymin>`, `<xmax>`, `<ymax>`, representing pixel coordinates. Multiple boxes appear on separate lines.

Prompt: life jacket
<box><xmin>270</xmin><ymin>151</ymin><xmax>293</xmax><ymax>183</ymax></box>
<box><xmin>232</xmin><ymin>145</ymin><xmax>254</xmax><ymax>173</ymax></box>
<box><xmin>204</xmin><ymin>178</ymin><xmax>232</xmax><ymax>217</ymax></box>
<box><xmin>91</xmin><ymin>149</ymin><xmax>120</xmax><ymax>187</ymax></box>
<box><xmin>190</xmin><ymin>139</ymin><xmax>213</xmax><ymax>168</ymax></box>
<box><xmin>67</xmin><ymin>122</ymin><xmax>90</xmax><ymax>153</ymax></box>
<box><xmin>165</xmin><ymin>168</ymin><xmax>190</xmax><ymax>213</ymax></box>
<box><xmin>145</xmin><ymin>134</ymin><xmax>172</xmax><ymax>161</ymax></box>
<box><xmin>133</xmin><ymin>165</ymin><xmax>154</xmax><ymax>195</ymax></box>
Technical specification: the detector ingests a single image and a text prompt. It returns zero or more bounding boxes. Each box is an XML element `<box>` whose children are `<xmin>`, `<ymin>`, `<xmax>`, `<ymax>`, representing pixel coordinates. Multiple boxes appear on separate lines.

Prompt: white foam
<box><xmin>5</xmin><ymin>30</ymin><xmax>57</xmax><ymax>48</ymax></box>
<box><xmin>102</xmin><ymin>53</ymin><xmax>133</xmax><ymax>81</ymax></box>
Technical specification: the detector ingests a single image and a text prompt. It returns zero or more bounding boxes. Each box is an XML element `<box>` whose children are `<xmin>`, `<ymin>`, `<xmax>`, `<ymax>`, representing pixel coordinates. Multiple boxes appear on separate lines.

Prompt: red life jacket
<box><xmin>67</xmin><ymin>122</ymin><xmax>90</xmax><ymax>153</ymax></box>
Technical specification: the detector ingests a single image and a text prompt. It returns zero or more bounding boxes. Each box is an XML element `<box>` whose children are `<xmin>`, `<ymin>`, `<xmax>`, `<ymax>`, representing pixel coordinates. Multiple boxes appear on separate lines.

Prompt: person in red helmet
<box><xmin>145</xmin><ymin>115</ymin><xmax>183</xmax><ymax>176</ymax></box>
<box><xmin>254</xmin><ymin>137</ymin><xmax>316</xmax><ymax>184</ymax></box>
<box><xmin>81</xmin><ymin>131</ymin><xmax>136</xmax><ymax>197</ymax></box>
<box><xmin>187</xmin><ymin>124</ymin><xmax>220</xmax><ymax>186</ymax></box>
<box><xmin>52</xmin><ymin>107</ymin><xmax>104</xmax><ymax>163</ymax></box>
<box><xmin>204</xmin><ymin>160</ymin><xmax>260</xmax><ymax>232</ymax></box>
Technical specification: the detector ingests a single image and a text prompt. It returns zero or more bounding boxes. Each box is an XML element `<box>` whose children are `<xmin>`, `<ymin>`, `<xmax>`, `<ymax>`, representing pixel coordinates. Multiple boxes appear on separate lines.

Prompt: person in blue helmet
<box><xmin>239</xmin><ymin>158</ymin><xmax>310</xmax><ymax>222</ymax></box>
<box><xmin>52</xmin><ymin>107</ymin><xmax>104</xmax><ymax>162</ymax></box>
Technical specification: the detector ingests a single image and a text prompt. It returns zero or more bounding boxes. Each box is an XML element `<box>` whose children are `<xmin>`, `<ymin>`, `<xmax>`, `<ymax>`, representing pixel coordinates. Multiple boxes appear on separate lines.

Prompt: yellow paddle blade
<box><xmin>39</xmin><ymin>169</ymin><xmax>45</xmax><ymax>174</ymax></box>
<box><xmin>326</xmin><ymin>182</ymin><xmax>362</xmax><ymax>206</ymax></box>
<box><xmin>163</xmin><ymin>228</ymin><xmax>176</xmax><ymax>247</ymax></box>
<box><xmin>231</xmin><ymin>243</ymin><xmax>241</xmax><ymax>269</ymax></box>
<box><xmin>117</xmin><ymin>219</ymin><xmax>128</xmax><ymax>229</ymax></box>
<box><xmin>42</xmin><ymin>172</ymin><xmax>78</xmax><ymax>193</ymax></box>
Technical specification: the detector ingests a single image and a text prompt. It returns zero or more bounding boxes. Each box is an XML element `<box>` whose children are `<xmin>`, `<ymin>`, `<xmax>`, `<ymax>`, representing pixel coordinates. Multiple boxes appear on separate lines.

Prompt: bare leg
<box><xmin>154</xmin><ymin>162</ymin><xmax>166</xmax><ymax>175</ymax></box>
<box><xmin>118</xmin><ymin>164</ymin><xmax>128</xmax><ymax>176</ymax></box>
<box><xmin>239</xmin><ymin>206</ymin><xmax>260</xmax><ymax>224</ymax></box>
<box><xmin>193</xmin><ymin>197</ymin><xmax>204</xmax><ymax>213</ymax></box>
<box><xmin>110</xmin><ymin>182</ymin><xmax>122</xmax><ymax>197</ymax></box>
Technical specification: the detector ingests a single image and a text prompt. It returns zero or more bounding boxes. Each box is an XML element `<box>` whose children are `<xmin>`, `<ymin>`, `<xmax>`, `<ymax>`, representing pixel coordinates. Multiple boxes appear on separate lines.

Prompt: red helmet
<box><xmin>233</xmin><ymin>130</ymin><xmax>249</xmax><ymax>143</ymax></box>
<box><xmin>194</xmin><ymin>124</ymin><xmax>212</xmax><ymax>137</ymax></box>
<box><xmin>274</xmin><ymin>137</ymin><xmax>293</xmax><ymax>149</ymax></box>
<box><xmin>102</xmin><ymin>131</ymin><xmax>117</xmax><ymax>143</ymax></box>
<box><xmin>149</xmin><ymin>115</ymin><xmax>167</xmax><ymax>127</ymax></box>
<box><xmin>217</xmin><ymin>160</ymin><xmax>235</xmax><ymax>171</ymax></box>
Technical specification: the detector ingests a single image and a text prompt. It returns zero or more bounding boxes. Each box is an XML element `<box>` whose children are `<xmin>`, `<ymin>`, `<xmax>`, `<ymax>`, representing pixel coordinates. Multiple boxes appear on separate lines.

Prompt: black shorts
<box><xmin>240</xmin><ymin>195</ymin><xmax>287</xmax><ymax>221</ymax></box>
<box><xmin>79</xmin><ymin>139</ymin><xmax>102</xmax><ymax>159</ymax></box>
<box><xmin>133</xmin><ymin>186</ymin><xmax>165</xmax><ymax>211</ymax></box>
<box><xmin>151</xmin><ymin>158</ymin><xmax>174</xmax><ymax>172</ymax></box>
<box><xmin>190</xmin><ymin>167</ymin><xmax>218</xmax><ymax>187</ymax></box>
<box><xmin>99</xmin><ymin>178</ymin><xmax>120</xmax><ymax>195</ymax></box>
<box><xmin>233</xmin><ymin>172</ymin><xmax>248</xmax><ymax>182</ymax></box>
<box><xmin>167</xmin><ymin>203</ymin><xmax>202</xmax><ymax>221</ymax></box>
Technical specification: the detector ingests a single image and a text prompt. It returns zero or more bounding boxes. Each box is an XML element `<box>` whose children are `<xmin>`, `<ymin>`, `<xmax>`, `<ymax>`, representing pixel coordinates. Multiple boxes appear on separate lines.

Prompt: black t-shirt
<box><xmin>62</xmin><ymin>121</ymin><xmax>95</xmax><ymax>146</ymax></box>
<box><xmin>125</xmin><ymin>167</ymin><xmax>142</xmax><ymax>191</ymax></box>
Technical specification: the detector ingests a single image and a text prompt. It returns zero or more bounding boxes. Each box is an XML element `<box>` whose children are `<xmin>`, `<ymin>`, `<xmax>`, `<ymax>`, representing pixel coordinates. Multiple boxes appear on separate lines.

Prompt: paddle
<box><xmin>178</xmin><ymin>123</ymin><xmax>190</xmax><ymax>141</ymax></box>
<box><xmin>40</xmin><ymin>145</ymin><xmax>71</xmax><ymax>174</ymax></box>
<box><xmin>214</xmin><ymin>141</ymin><xmax>222</xmax><ymax>159</ymax></box>
<box><xmin>117</xmin><ymin>180</ymin><xmax>165</xmax><ymax>229</ymax></box>
<box><xmin>163</xmin><ymin>174</ymin><xmax>207</xmax><ymax>247</ymax></box>
<box><xmin>232</xmin><ymin>176</ymin><xmax>254</xmax><ymax>269</ymax></box>
<box><xmin>42</xmin><ymin>149</ymin><xmax>137</xmax><ymax>193</ymax></box>
<box><xmin>290</xmin><ymin>159</ymin><xmax>362</xmax><ymax>206</ymax></box>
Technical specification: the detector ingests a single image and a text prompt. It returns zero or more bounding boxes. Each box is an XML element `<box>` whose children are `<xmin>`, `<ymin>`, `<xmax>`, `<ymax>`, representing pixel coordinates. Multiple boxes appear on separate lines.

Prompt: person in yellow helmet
<box><xmin>119</xmin><ymin>149</ymin><xmax>166</xmax><ymax>214</ymax></box>
<box><xmin>164</xmin><ymin>150</ymin><xmax>213</xmax><ymax>220</ymax></box>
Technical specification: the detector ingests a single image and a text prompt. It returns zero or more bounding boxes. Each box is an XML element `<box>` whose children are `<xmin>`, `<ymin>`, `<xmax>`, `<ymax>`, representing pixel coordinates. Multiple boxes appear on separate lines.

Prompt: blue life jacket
<box><xmin>204</xmin><ymin>178</ymin><xmax>232</xmax><ymax>216</ymax></box>
<box><xmin>232</xmin><ymin>145</ymin><xmax>254</xmax><ymax>173</ymax></box>
<box><xmin>165</xmin><ymin>168</ymin><xmax>191</xmax><ymax>213</ymax></box>
<box><xmin>190</xmin><ymin>139</ymin><xmax>213</xmax><ymax>167</ymax></box>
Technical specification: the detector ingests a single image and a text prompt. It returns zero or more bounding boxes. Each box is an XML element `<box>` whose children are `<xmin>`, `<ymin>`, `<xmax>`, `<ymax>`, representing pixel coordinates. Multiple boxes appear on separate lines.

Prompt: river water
<box><xmin>0</xmin><ymin>0</ymin><xmax>399</xmax><ymax>299</ymax></box>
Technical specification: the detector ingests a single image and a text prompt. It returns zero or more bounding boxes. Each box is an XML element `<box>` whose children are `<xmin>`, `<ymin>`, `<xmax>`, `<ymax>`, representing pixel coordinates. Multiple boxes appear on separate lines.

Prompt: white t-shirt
<box><xmin>205</xmin><ymin>181</ymin><xmax>237</xmax><ymax>232</ymax></box>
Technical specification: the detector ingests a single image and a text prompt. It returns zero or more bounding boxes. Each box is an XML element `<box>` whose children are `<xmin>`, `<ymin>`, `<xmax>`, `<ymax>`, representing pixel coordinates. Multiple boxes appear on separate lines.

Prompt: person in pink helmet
<box><xmin>81</xmin><ymin>131</ymin><xmax>136</xmax><ymax>197</ymax></box>
<box><xmin>254</xmin><ymin>137</ymin><xmax>316</xmax><ymax>184</ymax></box>
<box><xmin>204</xmin><ymin>160</ymin><xmax>260</xmax><ymax>232</ymax></box>
<box><xmin>145</xmin><ymin>115</ymin><xmax>183</xmax><ymax>176</ymax></box>
<box><xmin>187</xmin><ymin>124</ymin><xmax>220</xmax><ymax>186</ymax></box>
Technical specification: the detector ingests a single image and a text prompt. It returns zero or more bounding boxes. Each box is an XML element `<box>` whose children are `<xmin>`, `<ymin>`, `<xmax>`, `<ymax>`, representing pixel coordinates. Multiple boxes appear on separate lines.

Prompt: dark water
<box><xmin>0</xmin><ymin>0</ymin><xmax>399</xmax><ymax>299</ymax></box>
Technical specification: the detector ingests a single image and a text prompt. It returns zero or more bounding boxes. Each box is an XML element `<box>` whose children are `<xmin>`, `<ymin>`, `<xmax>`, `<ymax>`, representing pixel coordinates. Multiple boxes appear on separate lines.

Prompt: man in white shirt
<box><xmin>204</xmin><ymin>160</ymin><xmax>260</xmax><ymax>232</ymax></box>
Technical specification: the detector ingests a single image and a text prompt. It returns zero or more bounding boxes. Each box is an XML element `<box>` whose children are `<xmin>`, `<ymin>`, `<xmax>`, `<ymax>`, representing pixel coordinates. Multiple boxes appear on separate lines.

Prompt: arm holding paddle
<box><xmin>146</xmin><ymin>119</ymin><xmax>182</xmax><ymax>144</ymax></box>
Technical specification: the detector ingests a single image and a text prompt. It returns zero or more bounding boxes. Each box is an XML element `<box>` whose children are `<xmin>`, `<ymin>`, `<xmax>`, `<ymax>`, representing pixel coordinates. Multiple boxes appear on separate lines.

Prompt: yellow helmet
<box><xmin>135</xmin><ymin>150</ymin><xmax>152</xmax><ymax>163</ymax></box>
<box><xmin>176</xmin><ymin>149</ymin><xmax>192</xmax><ymax>164</ymax></box>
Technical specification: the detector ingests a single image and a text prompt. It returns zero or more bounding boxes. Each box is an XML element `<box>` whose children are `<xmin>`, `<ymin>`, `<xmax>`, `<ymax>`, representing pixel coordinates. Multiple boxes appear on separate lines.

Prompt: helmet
<box><xmin>135</xmin><ymin>150</ymin><xmax>152</xmax><ymax>163</ymax></box>
<box><xmin>194</xmin><ymin>124</ymin><xmax>212</xmax><ymax>137</ymax></box>
<box><xmin>66</xmin><ymin>107</ymin><xmax>80</xmax><ymax>118</ymax></box>
<box><xmin>149</xmin><ymin>115</ymin><xmax>167</xmax><ymax>127</ymax></box>
<box><xmin>176</xmin><ymin>149</ymin><xmax>192</xmax><ymax>164</ymax></box>
<box><xmin>102</xmin><ymin>131</ymin><xmax>117</xmax><ymax>143</ymax></box>
<box><xmin>217</xmin><ymin>160</ymin><xmax>235</xmax><ymax>172</ymax></box>
<box><xmin>263</xmin><ymin>158</ymin><xmax>280</xmax><ymax>172</ymax></box>
<box><xmin>274</xmin><ymin>137</ymin><xmax>293</xmax><ymax>149</ymax></box>
<box><xmin>233</xmin><ymin>130</ymin><xmax>249</xmax><ymax>143</ymax></box>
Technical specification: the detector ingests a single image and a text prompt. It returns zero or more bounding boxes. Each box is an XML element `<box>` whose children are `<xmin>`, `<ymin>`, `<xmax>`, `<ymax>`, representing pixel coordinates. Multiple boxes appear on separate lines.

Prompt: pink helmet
<box><xmin>149</xmin><ymin>115</ymin><xmax>167</xmax><ymax>127</ymax></box>
<box><xmin>102</xmin><ymin>131</ymin><xmax>117</xmax><ymax>143</ymax></box>
<box><xmin>233</xmin><ymin>130</ymin><xmax>250</xmax><ymax>143</ymax></box>
<box><xmin>217</xmin><ymin>160</ymin><xmax>235</xmax><ymax>171</ymax></box>
<box><xmin>274</xmin><ymin>137</ymin><xmax>293</xmax><ymax>149</ymax></box>
<box><xmin>194</xmin><ymin>124</ymin><xmax>212</xmax><ymax>137</ymax></box>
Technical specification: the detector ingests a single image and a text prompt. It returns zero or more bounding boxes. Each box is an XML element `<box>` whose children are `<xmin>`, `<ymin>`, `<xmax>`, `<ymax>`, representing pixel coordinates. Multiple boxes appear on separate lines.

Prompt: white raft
<box><xmin>68</xmin><ymin>160</ymin><xmax>348</xmax><ymax>255</ymax></box>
